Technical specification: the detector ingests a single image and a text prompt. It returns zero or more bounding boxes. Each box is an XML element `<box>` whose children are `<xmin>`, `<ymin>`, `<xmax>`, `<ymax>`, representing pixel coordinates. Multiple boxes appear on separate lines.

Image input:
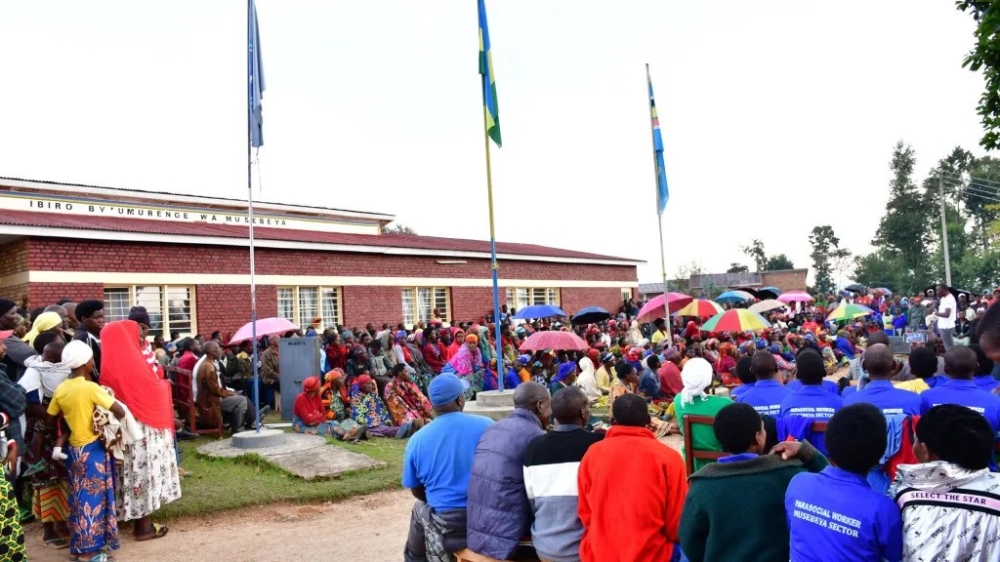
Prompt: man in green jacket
<box><xmin>679</xmin><ymin>403</ymin><xmax>828</xmax><ymax>562</ymax></box>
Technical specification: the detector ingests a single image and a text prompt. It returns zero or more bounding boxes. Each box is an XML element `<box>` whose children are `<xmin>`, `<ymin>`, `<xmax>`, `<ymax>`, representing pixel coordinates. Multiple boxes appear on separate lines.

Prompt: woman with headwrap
<box><xmin>99</xmin><ymin>320</ymin><xmax>179</xmax><ymax>541</ymax></box>
<box><xmin>383</xmin><ymin>363</ymin><xmax>432</xmax><ymax>429</ymax></box>
<box><xmin>349</xmin><ymin>375</ymin><xmax>405</xmax><ymax>438</ymax></box>
<box><xmin>320</xmin><ymin>369</ymin><xmax>361</xmax><ymax>430</ymax></box>
<box><xmin>715</xmin><ymin>343</ymin><xmax>739</xmax><ymax>387</ymax></box>
<box><xmin>293</xmin><ymin>376</ymin><xmax>362</xmax><ymax>442</ymax></box>
<box><xmin>404</xmin><ymin>334</ymin><xmax>434</xmax><ymax>393</ymax></box>
<box><xmin>324</xmin><ymin>332</ymin><xmax>348</xmax><ymax>372</ymax></box>
<box><xmin>477</xmin><ymin>325</ymin><xmax>495</xmax><ymax>363</ymax></box>
<box><xmin>834</xmin><ymin>330</ymin><xmax>856</xmax><ymax>361</ymax></box>
<box><xmin>448</xmin><ymin>334</ymin><xmax>484</xmax><ymax>399</ymax></box>
<box><xmin>672</xmin><ymin>357</ymin><xmax>732</xmax><ymax>471</ymax></box>
<box><xmin>628</xmin><ymin>319</ymin><xmax>642</xmax><ymax>346</ymax></box>
<box><xmin>658</xmin><ymin>347</ymin><xmax>685</xmax><ymax>399</ymax></box>
<box><xmin>23</xmin><ymin>310</ymin><xmax>64</xmax><ymax>348</ymax></box>
<box><xmin>549</xmin><ymin>362</ymin><xmax>578</xmax><ymax>396</ymax></box>
<box><xmin>345</xmin><ymin>346</ymin><xmax>371</xmax><ymax>382</ymax></box>
<box><xmin>48</xmin><ymin>339</ymin><xmax>126</xmax><ymax>560</ymax></box>
<box><xmin>576</xmin><ymin>356</ymin><xmax>602</xmax><ymax>399</ymax></box>
<box><xmin>19</xmin><ymin>332</ymin><xmax>71</xmax><ymax>547</ymax></box>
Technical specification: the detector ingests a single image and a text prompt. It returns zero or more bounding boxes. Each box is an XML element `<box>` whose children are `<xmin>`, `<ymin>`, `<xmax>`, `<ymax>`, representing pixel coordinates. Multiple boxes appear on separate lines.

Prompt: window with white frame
<box><xmin>621</xmin><ymin>288</ymin><xmax>633</xmax><ymax>302</ymax></box>
<box><xmin>103</xmin><ymin>285</ymin><xmax>195</xmax><ymax>337</ymax></box>
<box><xmin>277</xmin><ymin>286</ymin><xmax>342</xmax><ymax>330</ymax></box>
<box><xmin>505</xmin><ymin>287</ymin><xmax>560</xmax><ymax>311</ymax></box>
<box><xmin>402</xmin><ymin>287</ymin><xmax>449</xmax><ymax>327</ymax></box>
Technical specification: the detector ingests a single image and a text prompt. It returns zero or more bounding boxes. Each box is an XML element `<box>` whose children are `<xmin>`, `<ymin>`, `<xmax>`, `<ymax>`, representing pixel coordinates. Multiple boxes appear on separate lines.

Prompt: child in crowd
<box><xmin>893</xmin><ymin>346</ymin><xmax>937</xmax><ymax>394</ymax></box>
<box><xmin>785</xmin><ymin>403</ymin><xmax>903</xmax><ymax>562</ymax></box>
<box><xmin>680</xmin><ymin>403</ymin><xmax>828</xmax><ymax>562</ymax></box>
<box><xmin>890</xmin><ymin>404</ymin><xmax>1000</xmax><ymax>561</ymax></box>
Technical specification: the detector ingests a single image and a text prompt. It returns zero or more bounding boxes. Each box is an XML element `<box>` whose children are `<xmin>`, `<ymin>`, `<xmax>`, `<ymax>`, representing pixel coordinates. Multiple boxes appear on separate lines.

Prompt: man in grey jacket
<box><xmin>466</xmin><ymin>382</ymin><xmax>551</xmax><ymax>560</ymax></box>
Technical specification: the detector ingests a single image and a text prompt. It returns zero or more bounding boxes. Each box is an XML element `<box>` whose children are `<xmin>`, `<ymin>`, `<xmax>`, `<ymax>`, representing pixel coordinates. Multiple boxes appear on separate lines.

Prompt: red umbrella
<box><xmin>518</xmin><ymin>331</ymin><xmax>589</xmax><ymax>352</ymax></box>
<box><xmin>636</xmin><ymin>292</ymin><xmax>694</xmax><ymax>323</ymax></box>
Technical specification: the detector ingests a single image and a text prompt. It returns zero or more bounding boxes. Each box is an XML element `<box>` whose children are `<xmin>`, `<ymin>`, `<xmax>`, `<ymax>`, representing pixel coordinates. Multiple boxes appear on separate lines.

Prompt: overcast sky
<box><xmin>0</xmin><ymin>1</ymin><xmax>987</xmax><ymax>283</ymax></box>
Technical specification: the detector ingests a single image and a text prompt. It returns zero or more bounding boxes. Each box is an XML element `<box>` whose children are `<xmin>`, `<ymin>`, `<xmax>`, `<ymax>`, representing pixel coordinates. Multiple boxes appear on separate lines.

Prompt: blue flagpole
<box><xmin>247</xmin><ymin>0</ymin><xmax>261</xmax><ymax>432</ymax></box>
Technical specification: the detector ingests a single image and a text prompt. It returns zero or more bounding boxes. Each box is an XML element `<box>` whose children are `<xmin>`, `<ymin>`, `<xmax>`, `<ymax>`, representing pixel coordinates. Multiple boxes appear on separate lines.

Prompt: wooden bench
<box><xmin>167</xmin><ymin>365</ymin><xmax>224</xmax><ymax>438</ymax></box>
<box><xmin>682</xmin><ymin>414</ymin><xmax>827</xmax><ymax>476</ymax></box>
<box><xmin>454</xmin><ymin>549</ymin><xmax>539</xmax><ymax>562</ymax></box>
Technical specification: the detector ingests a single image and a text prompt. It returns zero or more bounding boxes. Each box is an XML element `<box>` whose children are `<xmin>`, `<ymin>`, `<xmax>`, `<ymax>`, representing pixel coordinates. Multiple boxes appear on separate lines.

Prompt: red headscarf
<box><xmin>99</xmin><ymin>320</ymin><xmax>175</xmax><ymax>431</ymax></box>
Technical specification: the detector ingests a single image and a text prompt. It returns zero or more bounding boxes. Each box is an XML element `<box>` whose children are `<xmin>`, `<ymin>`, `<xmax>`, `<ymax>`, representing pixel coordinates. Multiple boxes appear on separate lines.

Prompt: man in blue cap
<box><xmin>403</xmin><ymin>373</ymin><xmax>492</xmax><ymax>562</ymax></box>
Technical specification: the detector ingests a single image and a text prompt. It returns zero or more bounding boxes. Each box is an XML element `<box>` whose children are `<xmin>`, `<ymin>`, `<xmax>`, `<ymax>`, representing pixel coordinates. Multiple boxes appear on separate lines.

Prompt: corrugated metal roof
<box><xmin>0</xmin><ymin>210</ymin><xmax>642</xmax><ymax>264</ymax></box>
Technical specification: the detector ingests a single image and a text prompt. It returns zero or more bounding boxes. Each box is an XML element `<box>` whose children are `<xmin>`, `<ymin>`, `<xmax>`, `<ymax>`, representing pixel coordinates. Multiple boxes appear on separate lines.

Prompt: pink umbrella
<box><xmin>229</xmin><ymin>317</ymin><xmax>299</xmax><ymax>344</ymax></box>
<box><xmin>777</xmin><ymin>291</ymin><xmax>814</xmax><ymax>304</ymax></box>
<box><xmin>518</xmin><ymin>331</ymin><xmax>589</xmax><ymax>352</ymax></box>
<box><xmin>636</xmin><ymin>292</ymin><xmax>694</xmax><ymax>323</ymax></box>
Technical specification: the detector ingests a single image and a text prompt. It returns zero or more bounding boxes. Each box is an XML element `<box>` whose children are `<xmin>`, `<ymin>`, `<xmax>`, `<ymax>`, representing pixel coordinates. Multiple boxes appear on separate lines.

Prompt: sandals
<box><xmin>44</xmin><ymin>536</ymin><xmax>69</xmax><ymax>549</ymax></box>
<box><xmin>135</xmin><ymin>522</ymin><xmax>169</xmax><ymax>541</ymax></box>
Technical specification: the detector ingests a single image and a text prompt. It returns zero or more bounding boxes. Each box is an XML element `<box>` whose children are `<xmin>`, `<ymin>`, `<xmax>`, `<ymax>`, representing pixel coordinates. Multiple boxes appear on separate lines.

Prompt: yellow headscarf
<box><xmin>24</xmin><ymin>311</ymin><xmax>63</xmax><ymax>346</ymax></box>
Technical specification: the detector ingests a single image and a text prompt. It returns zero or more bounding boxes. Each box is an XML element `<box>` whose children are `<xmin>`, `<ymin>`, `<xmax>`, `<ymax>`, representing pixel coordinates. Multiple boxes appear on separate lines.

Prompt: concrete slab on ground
<box><xmin>198</xmin><ymin>433</ymin><xmax>385</xmax><ymax>480</ymax></box>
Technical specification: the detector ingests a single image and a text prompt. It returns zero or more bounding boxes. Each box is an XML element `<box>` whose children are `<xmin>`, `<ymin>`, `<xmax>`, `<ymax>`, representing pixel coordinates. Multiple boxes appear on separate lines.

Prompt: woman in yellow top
<box><xmin>47</xmin><ymin>340</ymin><xmax>126</xmax><ymax>562</ymax></box>
<box><xmin>894</xmin><ymin>346</ymin><xmax>937</xmax><ymax>394</ymax></box>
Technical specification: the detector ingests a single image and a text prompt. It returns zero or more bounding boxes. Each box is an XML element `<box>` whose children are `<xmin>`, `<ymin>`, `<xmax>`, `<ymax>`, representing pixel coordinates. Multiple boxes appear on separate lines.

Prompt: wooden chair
<box><xmin>682</xmin><ymin>416</ymin><xmax>829</xmax><ymax>476</ymax></box>
<box><xmin>682</xmin><ymin>415</ymin><xmax>725</xmax><ymax>476</ymax></box>
<box><xmin>167</xmin><ymin>366</ymin><xmax>224</xmax><ymax>438</ymax></box>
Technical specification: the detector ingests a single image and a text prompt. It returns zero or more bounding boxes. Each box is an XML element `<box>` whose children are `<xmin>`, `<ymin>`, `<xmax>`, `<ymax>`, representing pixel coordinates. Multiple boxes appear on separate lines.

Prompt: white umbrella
<box><xmin>749</xmin><ymin>299</ymin><xmax>785</xmax><ymax>314</ymax></box>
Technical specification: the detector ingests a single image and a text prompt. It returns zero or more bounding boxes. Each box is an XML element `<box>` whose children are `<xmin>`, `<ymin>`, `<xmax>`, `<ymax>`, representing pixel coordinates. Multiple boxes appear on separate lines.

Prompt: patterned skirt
<box><xmin>68</xmin><ymin>440</ymin><xmax>119</xmax><ymax>556</ymax></box>
<box><xmin>115</xmin><ymin>422</ymin><xmax>182</xmax><ymax>521</ymax></box>
<box><xmin>32</xmin><ymin>479</ymin><xmax>69</xmax><ymax>523</ymax></box>
<box><xmin>0</xmin><ymin>469</ymin><xmax>26</xmax><ymax>561</ymax></box>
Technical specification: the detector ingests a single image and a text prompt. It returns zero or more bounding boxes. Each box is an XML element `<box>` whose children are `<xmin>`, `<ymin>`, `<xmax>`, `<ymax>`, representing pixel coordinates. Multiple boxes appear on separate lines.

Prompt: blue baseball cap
<box><xmin>428</xmin><ymin>373</ymin><xmax>469</xmax><ymax>406</ymax></box>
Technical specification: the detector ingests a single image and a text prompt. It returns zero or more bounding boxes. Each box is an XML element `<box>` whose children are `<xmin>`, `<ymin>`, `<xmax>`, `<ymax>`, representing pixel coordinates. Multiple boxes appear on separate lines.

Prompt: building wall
<box><xmin>760</xmin><ymin>269</ymin><xmax>808</xmax><ymax>293</ymax></box>
<box><xmin>196</xmin><ymin>284</ymin><xmax>277</xmax><ymax>338</ymax></box>
<box><xmin>5</xmin><ymin>237</ymin><xmax>639</xmax><ymax>336</ymax></box>
<box><xmin>342</xmin><ymin>285</ymin><xmax>403</xmax><ymax>329</ymax></box>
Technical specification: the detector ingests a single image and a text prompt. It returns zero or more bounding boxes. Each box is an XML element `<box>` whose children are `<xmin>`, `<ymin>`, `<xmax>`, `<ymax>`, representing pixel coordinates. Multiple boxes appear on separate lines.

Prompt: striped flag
<box><xmin>478</xmin><ymin>0</ymin><xmax>501</xmax><ymax>147</ymax></box>
<box><xmin>648</xmin><ymin>76</ymin><xmax>669</xmax><ymax>215</ymax></box>
<box><xmin>248</xmin><ymin>0</ymin><xmax>266</xmax><ymax>148</ymax></box>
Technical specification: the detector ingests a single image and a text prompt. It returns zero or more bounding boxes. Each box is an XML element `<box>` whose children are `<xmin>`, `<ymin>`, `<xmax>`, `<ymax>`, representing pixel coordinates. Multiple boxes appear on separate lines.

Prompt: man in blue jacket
<box><xmin>466</xmin><ymin>382</ymin><xmax>552</xmax><ymax>560</ymax></box>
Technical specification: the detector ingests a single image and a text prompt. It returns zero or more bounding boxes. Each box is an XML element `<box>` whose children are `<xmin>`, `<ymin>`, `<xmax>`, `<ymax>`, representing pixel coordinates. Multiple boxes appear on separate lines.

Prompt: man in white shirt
<box><xmin>936</xmin><ymin>284</ymin><xmax>957</xmax><ymax>351</ymax></box>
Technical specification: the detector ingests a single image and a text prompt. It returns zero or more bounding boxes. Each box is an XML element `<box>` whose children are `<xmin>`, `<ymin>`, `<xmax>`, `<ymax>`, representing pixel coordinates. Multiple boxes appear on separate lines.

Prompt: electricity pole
<box><xmin>938</xmin><ymin>174</ymin><xmax>952</xmax><ymax>286</ymax></box>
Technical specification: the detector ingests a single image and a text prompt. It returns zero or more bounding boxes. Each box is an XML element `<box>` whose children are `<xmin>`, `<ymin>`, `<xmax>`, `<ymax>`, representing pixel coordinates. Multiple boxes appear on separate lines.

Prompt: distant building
<box><xmin>639</xmin><ymin>268</ymin><xmax>808</xmax><ymax>299</ymax></box>
<box><xmin>0</xmin><ymin>178</ymin><xmax>642</xmax><ymax>336</ymax></box>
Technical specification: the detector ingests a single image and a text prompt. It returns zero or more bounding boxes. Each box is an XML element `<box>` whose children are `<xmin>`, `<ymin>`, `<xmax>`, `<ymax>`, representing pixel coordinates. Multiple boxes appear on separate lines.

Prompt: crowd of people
<box><xmin>1</xmin><ymin>298</ymin><xmax>179</xmax><ymax>562</ymax></box>
<box><xmin>390</xmin><ymin>285</ymin><xmax>1000</xmax><ymax>562</ymax></box>
<box><xmin>1</xmin><ymin>283</ymin><xmax>1000</xmax><ymax>561</ymax></box>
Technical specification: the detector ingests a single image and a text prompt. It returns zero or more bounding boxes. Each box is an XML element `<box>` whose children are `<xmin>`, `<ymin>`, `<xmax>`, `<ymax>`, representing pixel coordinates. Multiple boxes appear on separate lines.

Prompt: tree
<box><xmin>727</xmin><ymin>262</ymin><xmax>749</xmax><ymax>273</ymax></box>
<box><xmin>668</xmin><ymin>261</ymin><xmax>705</xmax><ymax>293</ymax></box>
<box><xmin>964</xmin><ymin>156</ymin><xmax>1000</xmax><ymax>250</ymax></box>
<box><xmin>957</xmin><ymin>1</ymin><xmax>1000</xmax><ymax>150</ymax></box>
<box><xmin>741</xmin><ymin>239</ymin><xmax>767</xmax><ymax>271</ymax></box>
<box><xmin>763</xmin><ymin>254</ymin><xmax>795</xmax><ymax>271</ymax></box>
<box><xmin>382</xmin><ymin>223</ymin><xmax>416</xmax><ymax>234</ymax></box>
<box><xmin>871</xmin><ymin>142</ymin><xmax>932</xmax><ymax>278</ymax></box>
<box><xmin>808</xmin><ymin>225</ymin><xmax>844</xmax><ymax>294</ymax></box>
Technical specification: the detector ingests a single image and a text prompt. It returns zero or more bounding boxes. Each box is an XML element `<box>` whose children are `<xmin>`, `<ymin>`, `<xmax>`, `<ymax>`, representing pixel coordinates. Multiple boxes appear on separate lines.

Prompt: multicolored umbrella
<box><xmin>518</xmin><ymin>331</ymin><xmax>588</xmax><ymax>351</ymax></box>
<box><xmin>778</xmin><ymin>291</ymin><xmax>814</xmax><ymax>303</ymax></box>
<box><xmin>700</xmin><ymin>309</ymin><xmax>772</xmax><ymax>333</ymax></box>
<box><xmin>636</xmin><ymin>292</ymin><xmax>694</xmax><ymax>323</ymax></box>
<box><xmin>672</xmin><ymin>299</ymin><xmax>724</xmax><ymax>318</ymax></box>
<box><xmin>826</xmin><ymin>304</ymin><xmax>875</xmax><ymax>322</ymax></box>
<box><xmin>715</xmin><ymin>290</ymin><xmax>755</xmax><ymax>304</ymax></box>
<box><xmin>749</xmin><ymin>299</ymin><xmax>785</xmax><ymax>314</ymax></box>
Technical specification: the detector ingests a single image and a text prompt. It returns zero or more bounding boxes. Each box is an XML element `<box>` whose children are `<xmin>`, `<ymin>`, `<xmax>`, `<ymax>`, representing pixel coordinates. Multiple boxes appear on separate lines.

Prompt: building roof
<box><xmin>0</xmin><ymin>210</ymin><xmax>643</xmax><ymax>265</ymax></box>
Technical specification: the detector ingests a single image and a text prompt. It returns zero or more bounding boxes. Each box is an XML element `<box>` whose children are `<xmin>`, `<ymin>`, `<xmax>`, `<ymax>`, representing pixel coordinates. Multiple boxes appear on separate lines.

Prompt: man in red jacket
<box><xmin>577</xmin><ymin>393</ymin><xmax>688</xmax><ymax>562</ymax></box>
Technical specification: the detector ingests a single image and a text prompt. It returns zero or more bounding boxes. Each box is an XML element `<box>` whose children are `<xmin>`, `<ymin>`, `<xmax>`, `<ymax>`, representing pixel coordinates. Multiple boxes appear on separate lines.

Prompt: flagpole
<box><xmin>247</xmin><ymin>0</ymin><xmax>261</xmax><ymax>432</ymax></box>
<box><xmin>482</xmin><ymin>103</ymin><xmax>505</xmax><ymax>391</ymax></box>
<box><xmin>647</xmin><ymin>63</ymin><xmax>672</xmax><ymax>343</ymax></box>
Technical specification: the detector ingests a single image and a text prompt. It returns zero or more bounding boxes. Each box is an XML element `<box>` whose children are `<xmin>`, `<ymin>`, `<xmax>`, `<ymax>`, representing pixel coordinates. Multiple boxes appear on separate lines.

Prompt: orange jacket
<box><xmin>577</xmin><ymin>425</ymin><xmax>688</xmax><ymax>562</ymax></box>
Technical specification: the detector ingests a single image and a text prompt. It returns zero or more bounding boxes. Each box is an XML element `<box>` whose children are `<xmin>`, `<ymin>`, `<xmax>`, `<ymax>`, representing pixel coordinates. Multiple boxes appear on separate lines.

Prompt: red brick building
<box><xmin>0</xmin><ymin>178</ymin><xmax>641</xmax><ymax>337</ymax></box>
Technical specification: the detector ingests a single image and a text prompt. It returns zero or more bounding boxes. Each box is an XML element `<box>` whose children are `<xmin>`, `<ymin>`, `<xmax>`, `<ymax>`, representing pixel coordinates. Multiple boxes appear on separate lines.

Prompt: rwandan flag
<box><xmin>648</xmin><ymin>75</ymin><xmax>669</xmax><ymax>215</ymax></box>
<box><xmin>478</xmin><ymin>0</ymin><xmax>501</xmax><ymax>147</ymax></box>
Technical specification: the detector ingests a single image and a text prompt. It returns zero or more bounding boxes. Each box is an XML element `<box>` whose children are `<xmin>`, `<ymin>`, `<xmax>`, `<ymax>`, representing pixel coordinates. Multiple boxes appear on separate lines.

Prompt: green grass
<box><xmin>159</xmin><ymin>433</ymin><xmax>408</xmax><ymax>519</ymax></box>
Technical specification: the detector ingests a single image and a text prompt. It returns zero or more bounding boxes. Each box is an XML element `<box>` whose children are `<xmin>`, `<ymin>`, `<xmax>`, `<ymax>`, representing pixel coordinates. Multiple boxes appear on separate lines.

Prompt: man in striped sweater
<box><xmin>522</xmin><ymin>386</ymin><xmax>603</xmax><ymax>562</ymax></box>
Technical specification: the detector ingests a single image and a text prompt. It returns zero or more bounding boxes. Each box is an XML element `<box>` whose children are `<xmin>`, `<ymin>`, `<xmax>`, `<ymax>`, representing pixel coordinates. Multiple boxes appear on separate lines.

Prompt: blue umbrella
<box><xmin>571</xmin><ymin>306</ymin><xmax>611</xmax><ymax>325</ymax></box>
<box><xmin>716</xmin><ymin>290</ymin><xmax>754</xmax><ymax>304</ymax></box>
<box><xmin>513</xmin><ymin>304</ymin><xmax>567</xmax><ymax>320</ymax></box>
<box><xmin>758</xmin><ymin>286</ymin><xmax>781</xmax><ymax>298</ymax></box>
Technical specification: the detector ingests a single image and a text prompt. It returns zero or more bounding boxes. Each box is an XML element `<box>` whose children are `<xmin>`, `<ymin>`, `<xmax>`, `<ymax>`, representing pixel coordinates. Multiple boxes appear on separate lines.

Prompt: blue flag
<box><xmin>248</xmin><ymin>0</ymin><xmax>265</xmax><ymax>148</ymax></box>
<box><xmin>648</xmin><ymin>76</ymin><xmax>668</xmax><ymax>215</ymax></box>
